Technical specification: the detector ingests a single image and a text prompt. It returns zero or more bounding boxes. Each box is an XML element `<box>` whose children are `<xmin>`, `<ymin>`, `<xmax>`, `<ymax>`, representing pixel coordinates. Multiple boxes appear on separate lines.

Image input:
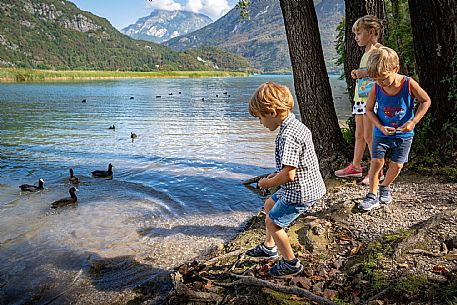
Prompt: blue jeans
<box><xmin>372</xmin><ymin>136</ymin><xmax>413</xmax><ymax>164</ymax></box>
<box><xmin>268</xmin><ymin>192</ymin><xmax>315</xmax><ymax>228</ymax></box>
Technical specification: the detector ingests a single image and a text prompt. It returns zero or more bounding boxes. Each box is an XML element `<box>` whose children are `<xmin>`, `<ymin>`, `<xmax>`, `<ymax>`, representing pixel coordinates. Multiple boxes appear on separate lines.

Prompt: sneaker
<box><xmin>246</xmin><ymin>243</ymin><xmax>278</xmax><ymax>259</ymax></box>
<box><xmin>361</xmin><ymin>170</ymin><xmax>385</xmax><ymax>185</ymax></box>
<box><xmin>268</xmin><ymin>258</ymin><xmax>304</xmax><ymax>277</ymax></box>
<box><xmin>379</xmin><ymin>185</ymin><xmax>392</xmax><ymax>204</ymax></box>
<box><xmin>335</xmin><ymin>164</ymin><xmax>363</xmax><ymax>178</ymax></box>
<box><xmin>358</xmin><ymin>192</ymin><xmax>380</xmax><ymax>211</ymax></box>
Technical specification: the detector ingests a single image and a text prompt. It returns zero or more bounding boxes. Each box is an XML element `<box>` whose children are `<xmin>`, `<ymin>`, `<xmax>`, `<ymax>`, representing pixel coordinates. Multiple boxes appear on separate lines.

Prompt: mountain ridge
<box><xmin>165</xmin><ymin>0</ymin><xmax>344</xmax><ymax>73</ymax></box>
<box><xmin>121</xmin><ymin>9</ymin><xmax>212</xmax><ymax>44</ymax></box>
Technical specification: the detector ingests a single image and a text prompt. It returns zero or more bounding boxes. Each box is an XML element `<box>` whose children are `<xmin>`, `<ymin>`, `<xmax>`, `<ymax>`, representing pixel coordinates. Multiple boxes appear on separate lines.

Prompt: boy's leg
<box><xmin>266</xmin><ymin>216</ymin><xmax>294</xmax><ymax>260</ymax></box>
<box><xmin>263</xmin><ymin>196</ymin><xmax>276</xmax><ymax>248</ymax></box>
<box><xmin>266</xmin><ymin>197</ymin><xmax>311</xmax><ymax>276</ymax></box>
<box><xmin>381</xmin><ymin>161</ymin><xmax>403</xmax><ymax>187</ymax></box>
<box><xmin>369</xmin><ymin>158</ymin><xmax>384</xmax><ymax>194</ymax></box>
<box><xmin>358</xmin><ymin>136</ymin><xmax>386</xmax><ymax>211</ymax></box>
<box><xmin>246</xmin><ymin>195</ymin><xmax>279</xmax><ymax>258</ymax></box>
<box><xmin>378</xmin><ymin>137</ymin><xmax>412</xmax><ymax>204</ymax></box>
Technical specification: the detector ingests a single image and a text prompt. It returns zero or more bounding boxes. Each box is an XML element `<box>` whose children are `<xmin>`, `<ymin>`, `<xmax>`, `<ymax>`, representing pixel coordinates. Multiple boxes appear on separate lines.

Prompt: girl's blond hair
<box><xmin>249</xmin><ymin>82</ymin><xmax>293</xmax><ymax>117</ymax></box>
<box><xmin>352</xmin><ymin>15</ymin><xmax>382</xmax><ymax>37</ymax></box>
<box><xmin>367</xmin><ymin>47</ymin><xmax>400</xmax><ymax>77</ymax></box>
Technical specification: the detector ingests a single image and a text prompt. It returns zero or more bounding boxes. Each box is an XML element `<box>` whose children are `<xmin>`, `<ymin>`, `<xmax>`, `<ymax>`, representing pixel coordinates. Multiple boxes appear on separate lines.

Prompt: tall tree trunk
<box><xmin>279</xmin><ymin>0</ymin><xmax>347</xmax><ymax>177</ymax></box>
<box><xmin>408</xmin><ymin>0</ymin><xmax>457</xmax><ymax>151</ymax></box>
<box><xmin>389</xmin><ymin>0</ymin><xmax>408</xmax><ymax>74</ymax></box>
<box><xmin>344</xmin><ymin>0</ymin><xmax>385</xmax><ymax>101</ymax></box>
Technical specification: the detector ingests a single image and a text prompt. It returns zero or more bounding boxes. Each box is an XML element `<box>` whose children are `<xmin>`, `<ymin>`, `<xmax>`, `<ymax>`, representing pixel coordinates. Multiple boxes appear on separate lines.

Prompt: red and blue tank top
<box><xmin>374</xmin><ymin>76</ymin><xmax>415</xmax><ymax>138</ymax></box>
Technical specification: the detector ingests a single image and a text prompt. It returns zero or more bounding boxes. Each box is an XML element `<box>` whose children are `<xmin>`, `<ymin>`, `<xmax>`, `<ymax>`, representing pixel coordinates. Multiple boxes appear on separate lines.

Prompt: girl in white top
<box><xmin>335</xmin><ymin>15</ymin><xmax>383</xmax><ymax>185</ymax></box>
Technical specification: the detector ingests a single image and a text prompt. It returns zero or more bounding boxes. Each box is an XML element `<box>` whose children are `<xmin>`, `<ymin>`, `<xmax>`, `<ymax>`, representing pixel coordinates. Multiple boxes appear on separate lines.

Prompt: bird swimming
<box><xmin>19</xmin><ymin>179</ymin><xmax>45</xmax><ymax>192</ymax></box>
<box><xmin>81</xmin><ymin>99</ymin><xmax>86</xmax><ymax>103</ymax></box>
<box><xmin>91</xmin><ymin>163</ymin><xmax>113</xmax><ymax>179</ymax></box>
<box><xmin>51</xmin><ymin>187</ymin><xmax>78</xmax><ymax>208</ymax></box>
<box><xmin>131</xmin><ymin>132</ymin><xmax>137</xmax><ymax>139</ymax></box>
<box><xmin>69</xmin><ymin>168</ymin><xmax>80</xmax><ymax>184</ymax></box>
<box><xmin>108</xmin><ymin>124</ymin><xmax>115</xmax><ymax>130</ymax></box>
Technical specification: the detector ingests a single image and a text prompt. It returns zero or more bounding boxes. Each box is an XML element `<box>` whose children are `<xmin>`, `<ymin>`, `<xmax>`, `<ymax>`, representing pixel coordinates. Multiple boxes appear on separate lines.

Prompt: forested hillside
<box><xmin>0</xmin><ymin>0</ymin><xmax>252</xmax><ymax>72</ymax></box>
<box><xmin>165</xmin><ymin>0</ymin><xmax>344</xmax><ymax>73</ymax></box>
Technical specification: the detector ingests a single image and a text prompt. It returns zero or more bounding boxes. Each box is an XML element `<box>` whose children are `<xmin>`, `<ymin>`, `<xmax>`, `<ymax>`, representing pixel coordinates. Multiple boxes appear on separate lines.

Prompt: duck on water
<box><xmin>51</xmin><ymin>187</ymin><xmax>78</xmax><ymax>208</ymax></box>
<box><xmin>19</xmin><ymin>179</ymin><xmax>45</xmax><ymax>192</ymax></box>
<box><xmin>69</xmin><ymin>168</ymin><xmax>80</xmax><ymax>184</ymax></box>
<box><xmin>91</xmin><ymin>163</ymin><xmax>113</xmax><ymax>179</ymax></box>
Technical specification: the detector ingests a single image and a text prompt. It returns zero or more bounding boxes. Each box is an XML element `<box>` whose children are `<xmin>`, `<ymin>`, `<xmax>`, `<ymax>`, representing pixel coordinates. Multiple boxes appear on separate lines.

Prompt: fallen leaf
<box><xmin>309</xmin><ymin>275</ymin><xmax>325</xmax><ymax>281</ymax></box>
<box><xmin>350</xmin><ymin>243</ymin><xmax>364</xmax><ymax>255</ymax></box>
<box><xmin>323</xmin><ymin>288</ymin><xmax>338</xmax><ymax>300</ymax></box>
<box><xmin>432</xmin><ymin>264</ymin><xmax>449</xmax><ymax>274</ymax></box>
<box><xmin>291</xmin><ymin>276</ymin><xmax>312</xmax><ymax>289</ymax></box>
<box><xmin>204</xmin><ymin>280</ymin><xmax>214</xmax><ymax>289</ymax></box>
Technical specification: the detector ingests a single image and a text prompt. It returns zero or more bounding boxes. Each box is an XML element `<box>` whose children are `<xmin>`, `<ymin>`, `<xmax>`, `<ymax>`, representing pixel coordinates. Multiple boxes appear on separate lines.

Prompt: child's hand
<box><xmin>381</xmin><ymin>126</ymin><xmax>396</xmax><ymax>136</ymax></box>
<box><xmin>397</xmin><ymin>121</ymin><xmax>415</xmax><ymax>132</ymax></box>
<box><xmin>258</xmin><ymin>178</ymin><xmax>270</xmax><ymax>189</ymax></box>
<box><xmin>351</xmin><ymin>69</ymin><xmax>359</xmax><ymax>79</ymax></box>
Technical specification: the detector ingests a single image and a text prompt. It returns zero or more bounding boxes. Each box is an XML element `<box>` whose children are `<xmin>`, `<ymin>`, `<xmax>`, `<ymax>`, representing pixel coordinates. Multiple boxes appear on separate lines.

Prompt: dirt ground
<box><xmin>165</xmin><ymin>172</ymin><xmax>457</xmax><ymax>305</ymax></box>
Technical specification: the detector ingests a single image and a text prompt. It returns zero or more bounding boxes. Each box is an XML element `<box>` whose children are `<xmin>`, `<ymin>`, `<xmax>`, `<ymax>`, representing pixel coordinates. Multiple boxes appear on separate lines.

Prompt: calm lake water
<box><xmin>0</xmin><ymin>75</ymin><xmax>350</xmax><ymax>304</ymax></box>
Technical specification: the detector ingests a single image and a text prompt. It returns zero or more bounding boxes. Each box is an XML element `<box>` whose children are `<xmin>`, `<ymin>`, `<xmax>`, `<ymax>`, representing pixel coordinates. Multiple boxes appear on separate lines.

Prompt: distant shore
<box><xmin>0</xmin><ymin>68</ymin><xmax>248</xmax><ymax>82</ymax></box>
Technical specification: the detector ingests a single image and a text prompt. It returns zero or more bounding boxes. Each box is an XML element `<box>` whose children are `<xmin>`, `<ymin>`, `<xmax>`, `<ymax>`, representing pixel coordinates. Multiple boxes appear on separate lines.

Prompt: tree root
<box><xmin>206</xmin><ymin>249</ymin><xmax>245</xmax><ymax>265</ymax></box>
<box><xmin>214</xmin><ymin>273</ymin><xmax>338</xmax><ymax>305</ymax></box>
<box><xmin>406</xmin><ymin>249</ymin><xmax>445</xmax><ymax>257</ymax></box>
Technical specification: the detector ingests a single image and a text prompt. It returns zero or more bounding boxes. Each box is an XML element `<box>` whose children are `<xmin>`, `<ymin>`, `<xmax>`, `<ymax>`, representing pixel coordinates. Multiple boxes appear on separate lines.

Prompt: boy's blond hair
<box><xmin>352</xmin><ymin>15</ymin><xmax>382</xmax><ymax>37</ymax></box>
<box><xmin>249</xmin><ymin>82</ymin><xmax>294</xmax><ymax>118</ymax></box>
<box><xmin>367</xmin><ymin>47</ymin><xmax>400</xmax><ymax>77</ymax></box>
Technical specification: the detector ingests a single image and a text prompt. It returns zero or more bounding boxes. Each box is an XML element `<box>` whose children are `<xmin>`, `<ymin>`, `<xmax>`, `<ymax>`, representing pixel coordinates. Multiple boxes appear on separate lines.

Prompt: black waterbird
<box><xmin>91</xmin><ymin>163</ymin><xmax>113</xmax><ymax>179</ymax></box>
<box><xmin>19</xmin><ymin>179</ymin><xmax>45</xmax><ymax>192</ymax></box>
<box><xmin>69</xmin><ymin>168</ymin><xmax>80</xmax><ymax>184</ymax></box>
<box><xmin>51</xmin><ymin>187</ymin><xmax>78</xmax><ymax>208</ymax></box>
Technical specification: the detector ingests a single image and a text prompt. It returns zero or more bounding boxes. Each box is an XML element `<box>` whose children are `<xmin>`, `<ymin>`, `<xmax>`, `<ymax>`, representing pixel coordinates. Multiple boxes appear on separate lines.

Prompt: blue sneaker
<box><xmin>268</xmin><ymin>258</ymin><xmax>304</xmax><ymax>277</ymax></box>
<box><xmin>246</xmin><ymin>244</ymin><xmax>278</xmax><ymax>259</ymax></box>
<box><xmin>358</xmin><ymin>192</ymin><xmax>380</xmax><ymax>211</ymax></box>
<box><xmin>379</xmin><ymin>185</ymin><xmax>392</xmax><ymax>204</ymax></box>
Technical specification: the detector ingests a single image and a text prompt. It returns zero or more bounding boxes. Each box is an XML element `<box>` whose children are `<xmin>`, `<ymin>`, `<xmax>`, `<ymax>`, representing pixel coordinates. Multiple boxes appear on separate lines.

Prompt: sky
<box><xmin>70</xmin><ymin>0</ymin><xmax>238</xmax><ymax>30</ymax></box>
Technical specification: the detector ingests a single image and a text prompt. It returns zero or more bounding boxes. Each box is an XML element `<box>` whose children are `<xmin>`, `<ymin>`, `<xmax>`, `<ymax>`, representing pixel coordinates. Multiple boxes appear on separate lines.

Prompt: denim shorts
<box><xmin>268</xmin><ymin>192</ymin><xmax>315</xmax><ymax>228</ymax></box>
<box><xmin>371</xmin><ymin>136</ymin><xmax>413</xmax><ymax>164</ymax></box>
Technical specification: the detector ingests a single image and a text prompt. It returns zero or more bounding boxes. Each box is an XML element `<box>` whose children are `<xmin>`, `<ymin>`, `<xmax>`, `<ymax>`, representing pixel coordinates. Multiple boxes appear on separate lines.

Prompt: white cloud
<box><xmin>184</xmin><ymin>0</ymin><xmax>230</xmax><ymax>19</ymax></box>
<box><xmin>146</xmin><ymin>0</ymin><xmax>231</xmax><ymax>19</ymax></box>
<box><xmin>146</xmin><ymin>0</ymin><xmax>183</xmax><ymax>11</ymax></box>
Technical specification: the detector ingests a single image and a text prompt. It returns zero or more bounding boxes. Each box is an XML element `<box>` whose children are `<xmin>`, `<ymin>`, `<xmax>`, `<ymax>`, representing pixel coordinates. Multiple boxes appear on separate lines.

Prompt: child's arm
<box><xmin>258</xmin><ymin>165</ymin><xmax>296</xmax><ymax>189</ymax></box>
<box><xmin>397</xmin><ymin>78</ymin><xmax>431</xmax><ymax>132</ymax></box>
<box><xmin>366</xmin><ymin>87</ymin><xmax>396</xmax><ymax>136</ymax></box>
<box><xmin>351</xmin><ymin>69</ymin><xmax>368</xmax><ymax>79</ymax></box>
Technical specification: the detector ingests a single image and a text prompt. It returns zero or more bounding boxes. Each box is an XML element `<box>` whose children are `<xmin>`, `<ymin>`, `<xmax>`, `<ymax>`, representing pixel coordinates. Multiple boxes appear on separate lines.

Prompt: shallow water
<box><xmin>0</xmin><ymin>75</ymin><xmax>350</xmax><ymax>304</ymax></box>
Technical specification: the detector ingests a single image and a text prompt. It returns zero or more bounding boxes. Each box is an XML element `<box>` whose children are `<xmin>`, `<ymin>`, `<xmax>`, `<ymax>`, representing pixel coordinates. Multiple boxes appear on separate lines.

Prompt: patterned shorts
<box><xmin>352</xmin><ymin>100</ymin><xmax>366</xmax><ymax>115</ymax></box>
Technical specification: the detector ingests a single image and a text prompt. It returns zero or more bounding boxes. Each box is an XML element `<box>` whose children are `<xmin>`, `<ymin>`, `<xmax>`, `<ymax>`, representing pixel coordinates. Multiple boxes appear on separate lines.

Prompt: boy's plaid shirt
<box><xmin>274</xmin><ymin>113</ymin><xmax>326</xmax><ymax>203</ymax></box>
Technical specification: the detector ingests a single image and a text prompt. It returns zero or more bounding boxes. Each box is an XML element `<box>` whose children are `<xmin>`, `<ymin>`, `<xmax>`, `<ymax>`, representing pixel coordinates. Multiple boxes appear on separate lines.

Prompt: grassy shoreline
<box><xmin>0</xmin><ymin>68</ymin><xmax>248</xmax><ymax>82</ymax></box>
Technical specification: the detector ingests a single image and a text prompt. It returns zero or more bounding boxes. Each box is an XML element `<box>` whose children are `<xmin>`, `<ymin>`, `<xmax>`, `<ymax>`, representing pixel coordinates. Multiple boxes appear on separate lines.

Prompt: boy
<box><xmin>246</xmin><ymin>82</ymin><xmax>326</xmax><ymax>276</ymax></box>
<box><xmin>358</xmin><ymin>47</ymin><xmax>431</xmax><ymax>211</ymax></box>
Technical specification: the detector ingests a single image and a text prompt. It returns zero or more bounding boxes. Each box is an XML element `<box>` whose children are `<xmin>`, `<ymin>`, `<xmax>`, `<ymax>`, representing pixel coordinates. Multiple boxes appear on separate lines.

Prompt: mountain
<box><xmin>165</xmin><ymin>0</ymin><xmax>344</xmax><ymax>73</ymax></box>
<box><xmin>121</xmin><ymin>9</ymin><xmax>212</xmax><ymax>44</ymax></box>
<box><xmin>0</xmin><ymin>0</ymin><xmax>252</xmax><ymax>71</ymax></box>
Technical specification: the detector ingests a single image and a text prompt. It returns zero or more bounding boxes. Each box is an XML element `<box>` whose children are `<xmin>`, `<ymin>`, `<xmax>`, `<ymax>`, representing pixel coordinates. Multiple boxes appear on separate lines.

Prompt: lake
<box><xmin>0</xmin><ymin>75</ymin><xmax>350</xmax><ymax>304</ymax></box>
